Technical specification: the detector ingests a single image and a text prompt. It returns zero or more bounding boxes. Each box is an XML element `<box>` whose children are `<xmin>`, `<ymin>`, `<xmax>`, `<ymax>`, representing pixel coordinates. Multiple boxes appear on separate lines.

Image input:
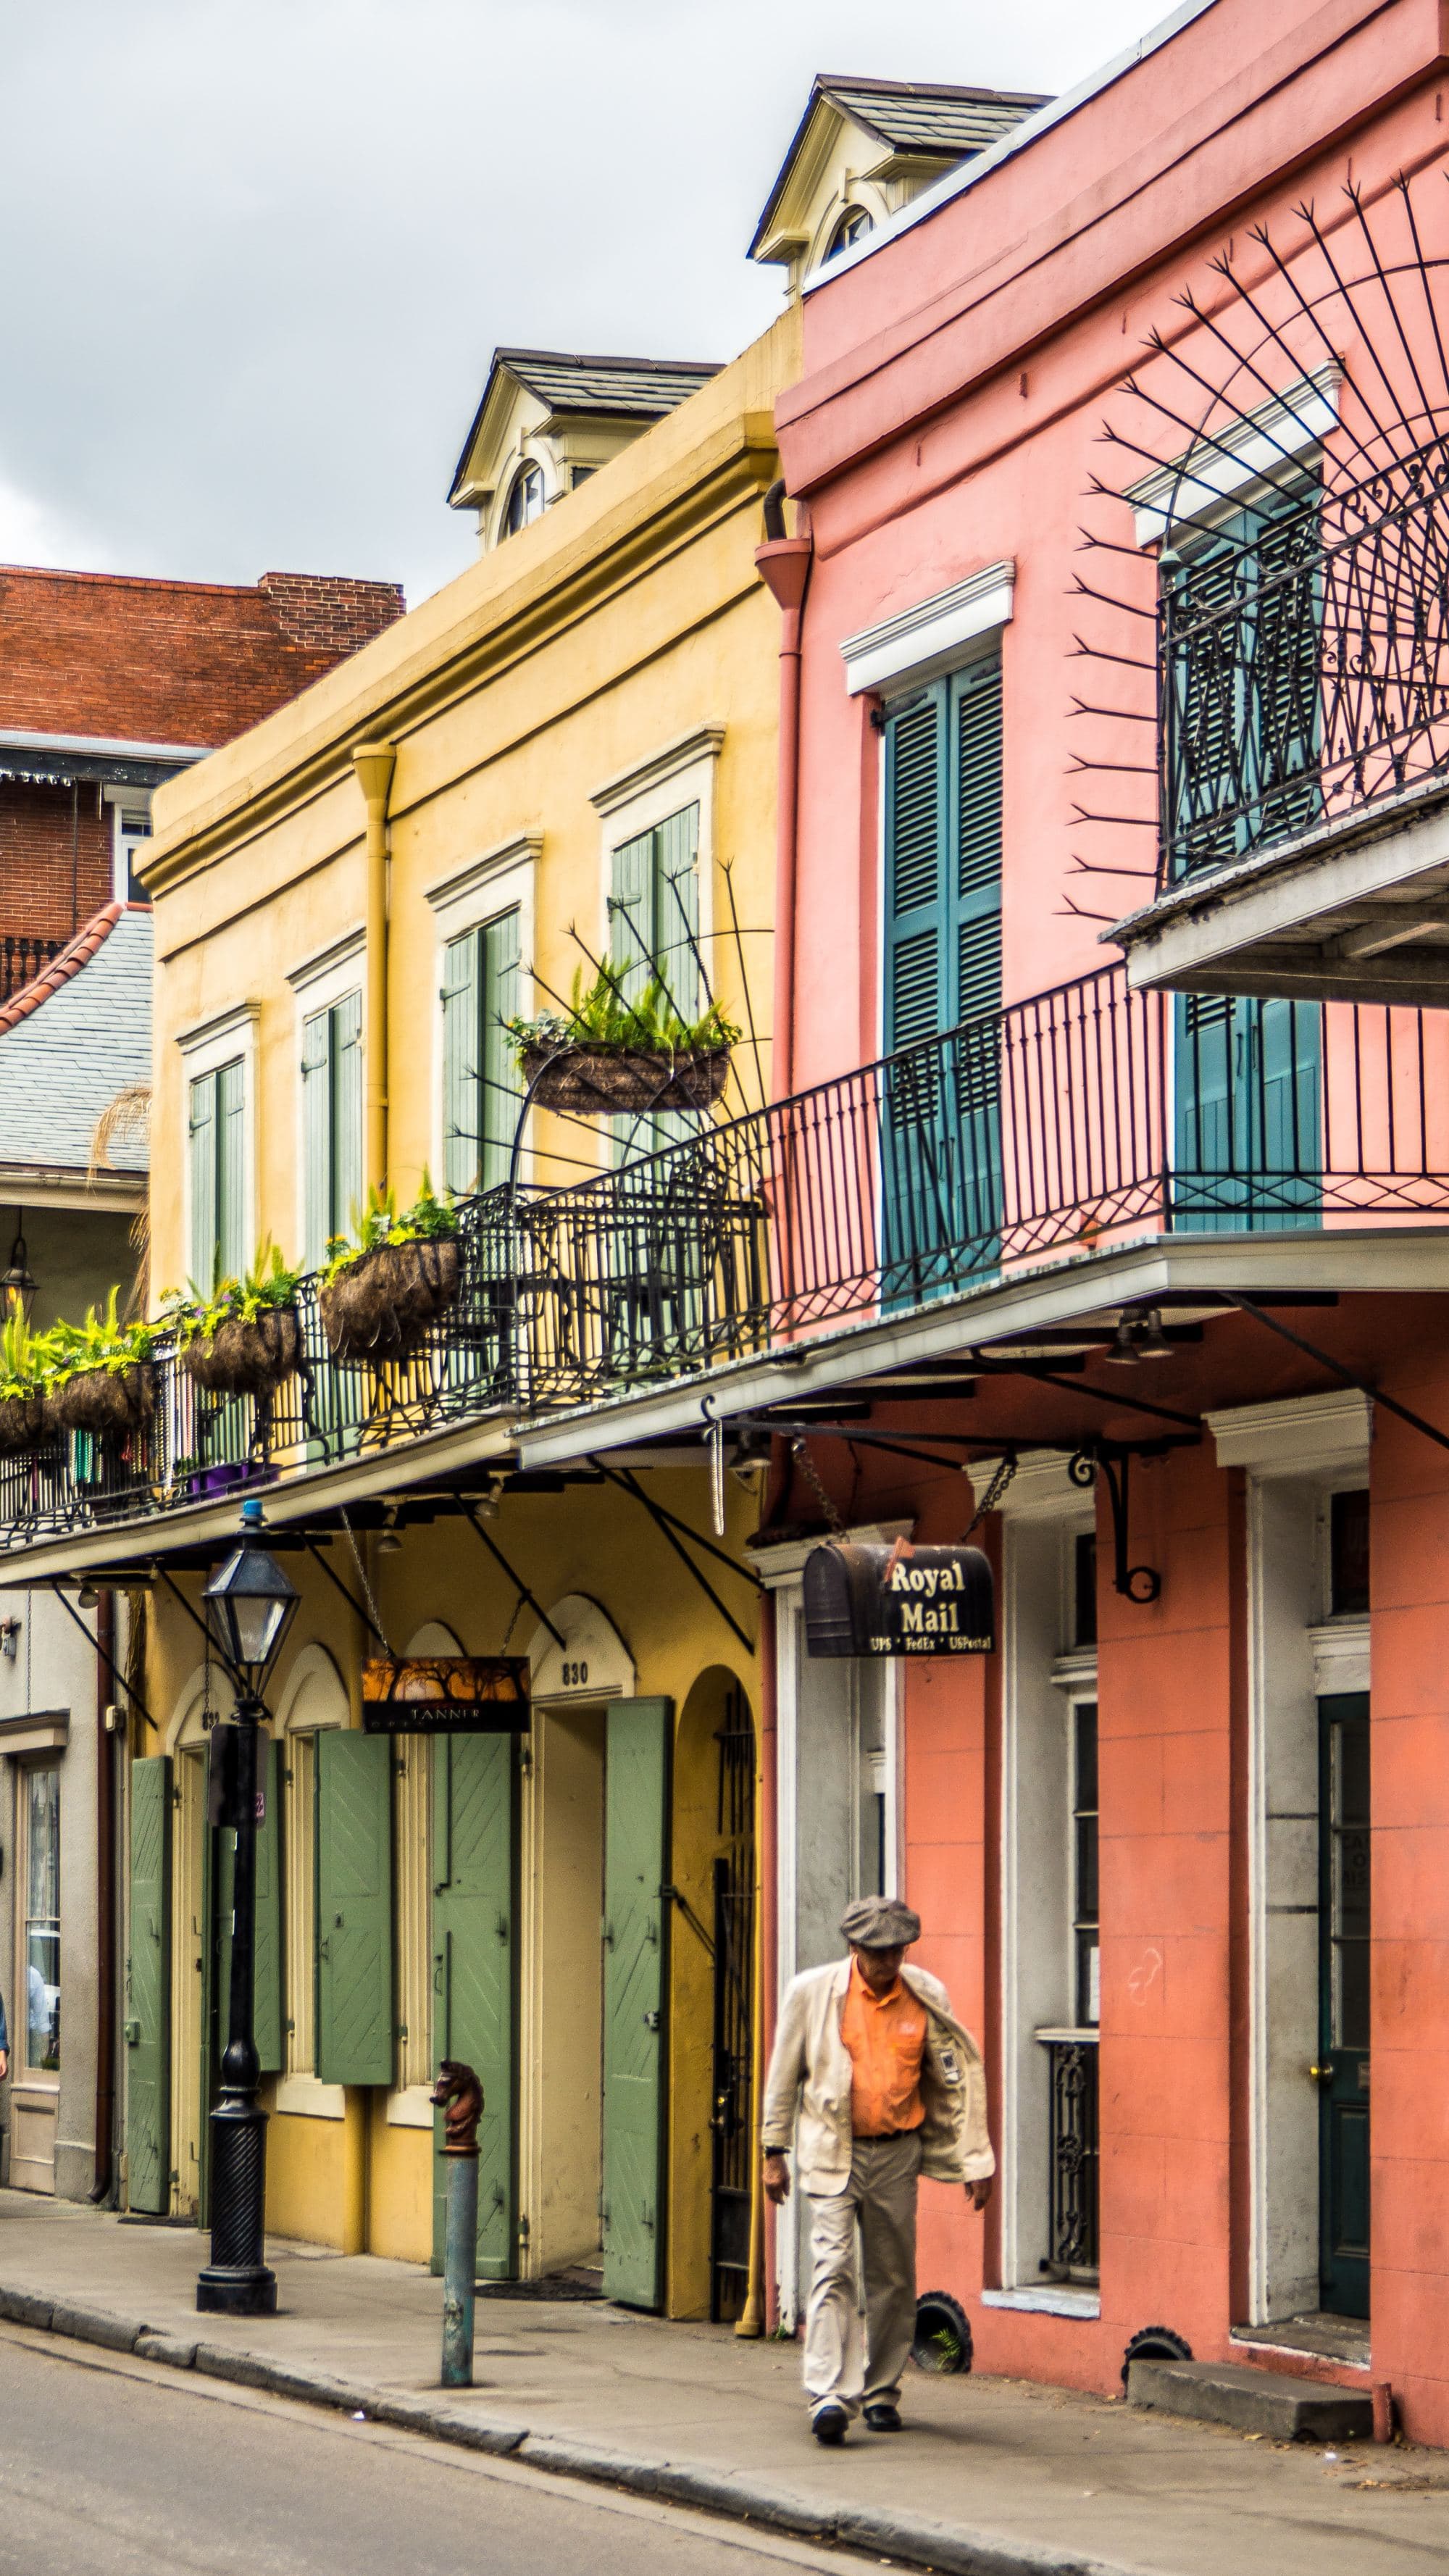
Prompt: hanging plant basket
<box><xmin>522</xmin><ymin>1041</ymin><xmax>730</xmax><ymax>1117</ymax></box>
<box><xmin>320</xmin><ymin>1237</ymin><xmax>461</xmax><ymax>1365</ymax></box>
<box><xmin>0</xmin><ymin>1394</ymin><xmax>45</xmax><ymax>1456</ymax></box>
<box><xmin>46</xmin><ymin>1365</ymin><xmax>155</xmax><ymax>1438</ymax></box>
<box><xmin>184</xmin><ymin>1308</ymin><xmax>301</xmax><ymax>1399</ymax></box>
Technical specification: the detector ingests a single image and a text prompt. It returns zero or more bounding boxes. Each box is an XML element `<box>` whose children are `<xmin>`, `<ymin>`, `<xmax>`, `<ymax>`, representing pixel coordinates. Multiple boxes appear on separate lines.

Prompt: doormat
<box><xmin>477</xmin><ymin>2267</ymin><xmax>603</xmax><ymax>2302</ymax></box>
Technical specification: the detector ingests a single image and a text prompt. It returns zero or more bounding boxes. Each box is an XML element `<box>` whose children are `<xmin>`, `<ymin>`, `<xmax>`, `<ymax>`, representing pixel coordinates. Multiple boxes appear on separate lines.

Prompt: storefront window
<box><xmin>25</xmin><ymin>1765</ymin><xmax>59</xmax><ymax>2071</ymax></box>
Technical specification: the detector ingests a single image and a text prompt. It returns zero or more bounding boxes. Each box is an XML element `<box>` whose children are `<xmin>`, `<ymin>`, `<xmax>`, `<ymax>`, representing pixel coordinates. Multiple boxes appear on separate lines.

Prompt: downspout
<box><xmin>90</xmin><ymin>1591</ymin><xmax>117</xmax><ymax>2202</ymax></box>
<box><xmin>352</xmin><ymin>741</ymin><xmax>397</xmax><ymax>1194</ymax></box>
<box><xmin>755</xmin><ymin>483</ymin><xmax>813</xmax><ymax>1098</ymax></box>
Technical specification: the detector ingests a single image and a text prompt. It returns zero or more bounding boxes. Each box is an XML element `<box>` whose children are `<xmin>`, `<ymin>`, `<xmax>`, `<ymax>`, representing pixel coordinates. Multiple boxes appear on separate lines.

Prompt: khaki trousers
<box><xmin>803</xmin><ymin>2133</ymin><xmax>920</xmax><ymax>2419</ymax></box>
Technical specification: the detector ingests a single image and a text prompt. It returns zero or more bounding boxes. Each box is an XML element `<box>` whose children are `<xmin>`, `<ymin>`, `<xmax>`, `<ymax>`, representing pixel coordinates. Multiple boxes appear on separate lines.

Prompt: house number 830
<box><xmin>560</xmin><ymin>1659</ymin><xmax>589</xmax><ymax>1688</ymax></box>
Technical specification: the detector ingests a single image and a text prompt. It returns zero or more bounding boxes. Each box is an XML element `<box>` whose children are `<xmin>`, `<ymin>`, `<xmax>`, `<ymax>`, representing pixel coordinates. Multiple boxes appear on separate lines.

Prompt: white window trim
<box><xmin>993</xmin><ymin>1472</ymin><xmax>1096</xmax><ymax>2296</ymax></box>
<box><xmin>108</xmin><ymin>796</ymin><xmax>153</xmax><ymax>906</ymax></box>
<box><xmin>288</xmin><ymin>933</ymin><xmax>365</xmax><ymax>1266</ymax></box>
<box><xmin>591</xmin><ymin>733</ymin><xmax>723</xmax><ymax>1039</ymax></box>
<box><xmin>427</xmin><ymin>836</ymin><xmax>540</xmax><ymax>1188</ymax></box>
<box><xmin>1206</xmin><ymin>1388</ymin><xmax>1372</xmax><ymax>1479</ymax></box>
<box><xmin>842</xmin><ymin>562</ymin><xmax>1014</xmax><ymax>701</ymax></box>
<box><xmin>1129</xmin><ymin>364</ymin><xmax>1341</xmax><ymax>549</ymax></box>
<box><xmin>177</xmin><ymin>1003</ymin><xmax>259</xmax><ymax>1280</ymax></box>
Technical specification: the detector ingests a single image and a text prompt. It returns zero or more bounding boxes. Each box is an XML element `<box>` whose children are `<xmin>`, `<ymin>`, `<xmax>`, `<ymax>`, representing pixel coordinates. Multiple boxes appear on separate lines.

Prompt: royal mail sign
<box><xmin>803</xmin><ymin>1540</ymin><xmax>994</xmax><ymax>1658</ymax></box>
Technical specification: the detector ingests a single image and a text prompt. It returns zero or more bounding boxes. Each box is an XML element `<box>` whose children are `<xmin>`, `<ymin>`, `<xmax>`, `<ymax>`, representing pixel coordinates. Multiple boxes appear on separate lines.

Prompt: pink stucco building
<box><xmin>749</xmin><ymin>0</ymin><xmax>1449</xmax><ymax>2443</ymax></box>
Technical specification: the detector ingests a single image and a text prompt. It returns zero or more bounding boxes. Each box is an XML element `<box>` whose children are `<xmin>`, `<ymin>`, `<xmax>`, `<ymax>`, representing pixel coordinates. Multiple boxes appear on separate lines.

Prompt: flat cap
<box><xmin>840</xmin><ymin>1895</ymin><xmax>922</xmax><ymax>1951</ymax></box>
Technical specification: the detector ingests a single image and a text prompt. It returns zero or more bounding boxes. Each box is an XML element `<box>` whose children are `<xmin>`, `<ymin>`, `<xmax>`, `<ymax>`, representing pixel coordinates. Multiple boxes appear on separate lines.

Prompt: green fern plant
<box><xmin>41</xmin><ymin>1286</ymin><xmax>154</xmax><ymax>1386</ymax></box>
<box><xmin>162</xmin><ymin>1240</ymin><xmax>304</xmax><ymax>1346</ymax></box>
<box><xmin>320</xmin><ymin>1172</ymin><xmax>459</xmax><ymax>1288</ymax></box>
<box><xmin>0</xmin><ymin>1316</ymin><xmax>45</xmax><ymax>1402</ymax></box>
<box><xmin>506</xmin><ymin>959</ymin><xmax>740</xmax><ymax>1067</ymax></box>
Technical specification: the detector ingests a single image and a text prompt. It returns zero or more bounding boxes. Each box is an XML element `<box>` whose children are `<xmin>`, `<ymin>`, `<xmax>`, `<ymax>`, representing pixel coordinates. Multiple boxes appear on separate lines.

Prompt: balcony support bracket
<box><xmin>1068</xmin><ymin>1439</ymin><xmax>1193</xmax><ymax>1606</ymax></box>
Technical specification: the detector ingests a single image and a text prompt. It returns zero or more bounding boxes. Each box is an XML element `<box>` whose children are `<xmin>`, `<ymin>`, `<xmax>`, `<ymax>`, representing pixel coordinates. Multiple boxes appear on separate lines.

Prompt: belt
<box><xmin>853</xmin><ymin>2127</ymin><xmax>922</xmax><ymax>2142</ymax></box>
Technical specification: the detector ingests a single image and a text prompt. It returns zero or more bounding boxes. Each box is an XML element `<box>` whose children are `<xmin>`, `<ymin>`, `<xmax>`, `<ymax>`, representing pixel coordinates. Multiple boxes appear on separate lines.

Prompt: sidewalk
<box><xmin>2</xmin><ymin>2194</ymin><xmax>1448</xmax><ymax>2576</ymax></box>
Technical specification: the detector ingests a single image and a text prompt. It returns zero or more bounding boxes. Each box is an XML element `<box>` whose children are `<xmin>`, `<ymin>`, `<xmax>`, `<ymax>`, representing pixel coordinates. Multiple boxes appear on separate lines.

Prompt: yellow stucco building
<box><xmin>37</xmin><ymin>307</ymin><xmax>798</xmax><ymax>2321</ymax></box>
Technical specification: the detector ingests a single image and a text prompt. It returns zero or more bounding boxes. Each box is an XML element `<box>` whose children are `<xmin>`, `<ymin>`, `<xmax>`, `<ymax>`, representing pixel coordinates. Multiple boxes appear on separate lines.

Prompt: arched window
<box><xmin>827</xmin><ymin>205</ymin><xmax>872</xmax><ymax>259</ymax></box>
<box><xmin>501</xmin><ymin>461</ymin><xmax>545</xmax><ymax>538</ymax></box>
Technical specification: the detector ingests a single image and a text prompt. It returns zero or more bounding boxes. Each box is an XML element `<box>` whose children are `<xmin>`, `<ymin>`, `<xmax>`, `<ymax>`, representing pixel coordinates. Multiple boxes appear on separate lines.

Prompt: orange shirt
<box><xmin>840</xmin><ymin>1958</ymin><xmax>927</xmax><ymax>2137</ymax></box>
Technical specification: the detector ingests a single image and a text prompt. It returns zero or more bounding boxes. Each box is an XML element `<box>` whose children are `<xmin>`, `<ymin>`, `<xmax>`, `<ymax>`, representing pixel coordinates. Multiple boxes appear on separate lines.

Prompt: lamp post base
<box><xmin>196</xmin><ymin>2263</ymin><xmax>278</xmax><ymax>2317</ymax></box>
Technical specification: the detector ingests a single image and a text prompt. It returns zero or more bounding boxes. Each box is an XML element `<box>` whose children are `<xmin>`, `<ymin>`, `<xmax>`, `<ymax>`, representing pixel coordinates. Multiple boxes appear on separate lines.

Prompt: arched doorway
<box><xmin>669</xmin><ymin>1668</ymin><xmax>758</xmax><ymax>2323</ymax></box>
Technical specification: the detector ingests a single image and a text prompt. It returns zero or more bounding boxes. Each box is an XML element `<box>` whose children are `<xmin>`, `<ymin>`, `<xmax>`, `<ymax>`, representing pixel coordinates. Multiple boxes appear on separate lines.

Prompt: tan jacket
<box><xmin>761</xmin><ymin>1957</ymin><xmax>994</xmax><ymax>2196</ymax></box>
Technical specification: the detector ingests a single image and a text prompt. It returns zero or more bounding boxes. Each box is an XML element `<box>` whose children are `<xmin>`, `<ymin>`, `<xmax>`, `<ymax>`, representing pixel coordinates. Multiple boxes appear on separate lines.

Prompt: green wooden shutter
<box><xmin>301</xmin><ymin>1010</ymin><xmax>333</xmax><ymax>1268</ymax></box>
<box><xmin>333</xmin><ymin>992</ymin><xmax>363</xmax><ymax>1243</ymax></box>
<box><xmin>884</xmin><ymin>693</ymin><xmax>948</xmax><ymax>1054</ymax></box>
<box><xmin>430</xmin><ymin>1735</ymin><xmax>517</xmax><ymax>2280</ymax></box>
<box><xmin>442</xmin><ymin>929</ymin><xmax>481</xmax><ymax>1198</ymax></box>
<box><xmin>601</xmin><ymin>1698</ymin><xmax>672</xmax><ymax>2310</ymax></box>
<box><xmin>953</xmin><ymin>659</ymin><xmax>1003</xmax><ymax>1026</ymax></box>
<box><xmin>254</xmin><ymin>1737</ymin><xmax>283</xmax><ymax>2076</ymax></box>
<box><xmin>216</xmin><ymin>1056</ymin><xmax>246</xmax><ymax>1281</ymax></box>
<box><xmin>655</xmin><ymin>803</ymin><xmax>701</xmax><ymax>1024</ymax></box>
<box><xmin>188</xmin><ymin>1072</ymin><xmax>217</xmax><ymax>1290</ymax></box>
<box><xmin>316</xmin><ymin>1732</ymin><xmax>393</xmax><ymax>2087</ymax></box>
<box><xmin>609</xmin><ymin>828</ymin><xmax>655</xmax><ymax>1004</ymax></box>
<box><xmin>125</xmin><ymin>1756</ymin><xmax>171</xmax><ymax>2214</ymax></box>
<box><xmin>481</xmin><ymin>909</ymin><xmax>522</xmax><ymax>1192</ymax></box>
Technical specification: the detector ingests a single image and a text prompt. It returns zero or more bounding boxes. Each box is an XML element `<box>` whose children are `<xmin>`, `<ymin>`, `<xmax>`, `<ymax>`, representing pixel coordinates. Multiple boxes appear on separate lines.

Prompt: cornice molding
<box><xmin>841</xmin><ymin>560</ymin><xmax>1014</xmax><ymax>699</ymax></box>
<box><xmin>426</xmin><ymin>835</ymin><xmax>542</xmax><ymax>915</ymax></box>
<box><xmin>590</xmin><ymin>725</ymin><xmax>724</xmax><ymax>817</ymax></box>
<box><xmin>1206</xmin><ymin>1388</ymin><xmax>1372</xmax><ymax>1477</ymax></box>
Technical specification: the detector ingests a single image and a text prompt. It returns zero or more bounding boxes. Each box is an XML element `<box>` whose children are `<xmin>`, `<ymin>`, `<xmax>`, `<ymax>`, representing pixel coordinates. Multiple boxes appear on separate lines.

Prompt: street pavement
<box><xmin>3</xmin><ymin>2192</ymin><xmax>1449</xmax><ymax>2575</ymax></box>
<box><xmin>0</xmin><ymin>2325</ymin><xmax>851</xmax><ymax>2576</ymax></box>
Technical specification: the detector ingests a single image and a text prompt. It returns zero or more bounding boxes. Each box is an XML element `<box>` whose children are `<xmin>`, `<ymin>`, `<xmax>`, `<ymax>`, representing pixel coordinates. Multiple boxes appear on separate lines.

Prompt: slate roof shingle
<box><xmin>0</xmin><ymin>904</ymin><xmax>152</xmax><ymax>1175</ymax></box>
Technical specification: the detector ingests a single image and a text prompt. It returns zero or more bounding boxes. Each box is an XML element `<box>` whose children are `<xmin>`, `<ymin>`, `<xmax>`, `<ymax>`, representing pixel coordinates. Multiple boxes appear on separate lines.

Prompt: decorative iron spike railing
<box><xmin>1069</xmin><ymin>172</ymin><xmax>1449</xmax><ymax>906</ymax></box>
<box><xmin>5</xmin><ymin>960</ymin><xmax>1449</xmax><ymax>1546</ymax></box>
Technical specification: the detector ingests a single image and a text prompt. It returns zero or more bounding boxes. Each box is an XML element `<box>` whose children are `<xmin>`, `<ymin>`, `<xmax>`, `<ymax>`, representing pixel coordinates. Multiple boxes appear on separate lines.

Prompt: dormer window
<box><xmin>501</xmin><ymin>462</ymin><xmax>546</xmax><ymax>538</ymax></box>
<box><xmin>827</xmin><ymin>205</ymin><xmax>873</xmax><ymax>258</ymax></box>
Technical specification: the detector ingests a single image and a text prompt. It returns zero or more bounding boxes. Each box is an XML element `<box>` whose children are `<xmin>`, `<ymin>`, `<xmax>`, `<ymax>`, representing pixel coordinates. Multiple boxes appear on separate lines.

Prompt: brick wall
<box><xmin>0</xmin><ymin>780</ymin><xmax>112</xmax><ymax>950</ymax></box>
<box><xmin>256</xmin><ymin>572</ymin><xmax>406</xmax><ymax>663</ymax></box>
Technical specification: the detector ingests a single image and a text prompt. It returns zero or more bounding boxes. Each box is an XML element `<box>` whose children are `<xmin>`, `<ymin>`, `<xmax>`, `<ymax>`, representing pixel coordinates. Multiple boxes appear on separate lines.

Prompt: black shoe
<box><xmin>812</xmin><ymin>2404</ymin><xmax>849</xmax><ymax>2446</ymax></box>
<box><xmin>863</xmin><ymin>2403</ymin><xmax>902</xmax><ymax>2432</ymax></box>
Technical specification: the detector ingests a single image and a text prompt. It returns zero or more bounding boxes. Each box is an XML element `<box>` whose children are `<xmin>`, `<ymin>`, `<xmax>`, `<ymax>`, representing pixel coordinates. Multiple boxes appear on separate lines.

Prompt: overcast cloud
<box><xmin>7</xmin><ymin>0</ymin><xmax>1166</xmax><ymax>605</ymax></box>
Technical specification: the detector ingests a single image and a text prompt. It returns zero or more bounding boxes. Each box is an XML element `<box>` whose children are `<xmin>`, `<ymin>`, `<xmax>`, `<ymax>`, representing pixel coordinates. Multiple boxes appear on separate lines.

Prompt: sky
<box><xmin>7</xmin><ymin>0</ymin><xmax>1171</xmax><ymax>608</ymax></box>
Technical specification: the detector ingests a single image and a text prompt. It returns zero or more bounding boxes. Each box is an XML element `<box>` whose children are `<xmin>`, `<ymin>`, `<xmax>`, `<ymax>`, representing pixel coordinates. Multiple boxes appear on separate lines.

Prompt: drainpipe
<box><xmin>755</xmin><ymin>485</ymin><xmax>812</xmax><ymax>1098</ymax></box>
<box><xmin>90</xmin><ymin>1591</ymin><xmax>117</xmax><ymax>2203</ymax></box>
<box><xmin>352</xmin><ymin>741</ymin><xmax>398</xmax><ymax>1195</ymax></box>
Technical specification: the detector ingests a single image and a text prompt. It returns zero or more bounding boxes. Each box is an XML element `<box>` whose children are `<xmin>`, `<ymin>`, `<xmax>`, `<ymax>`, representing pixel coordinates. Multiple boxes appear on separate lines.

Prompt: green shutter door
<box><xmin>609</xmin><ymin>827</ymin><xmax>656</xmax><ymax>1005</ymax></box>
<box><xmin>442</xmin><ymin>930</ymin><xmax>481</xmax><ymax>1198</ymax></box>
<box><xmin>216</xmin><ymin>1056</ymin><xmax>246</xmax><ymax>1282</ymax></box>
<box><xmin>125</xmin><ymin>1756</ymin><xmax>171</xmax><ymax>2214</ymax></box>
<box><xmin>601</xmin><ymin>1698</ymin><xmax>672</xmax><ymax>2311</ymax></box>
<box><xmin>333</xmin><ymin>993</ymin><xmax>363</xmax><ymax>1247</ymax></box>
<box><xmin>188</xmin><ymin>1072</ymin><xmax>217</xmax><ymax>1289</ymax></box>
<box><xmin>316</xmin><ymin>1732</ymin><xmax>394</xmax><ymax>2088</ymax></box>
<box><xmin>480</xmin><ymin>909</ymin><xmax>522</xmax><ymax>1191</ymax></box>
<box><xmin>254</xmin><ymin>1738</ymin><xmax>283</xmax><ymax>2075</ymax></box>
<box><xmin>882</xmin><ymin>689</ymin><xmax>950</xmax><ymax>1299</ymax></box>
<box><xmin>301</xmin><ymin>1009</ymin><xmax>333</xmax><ymax>1269</ymax></box>
<box><xmin>430</xmin><ymin>1735</ymin><xmax>517</xmax><ymax>2280</ymax></box>
<box><xmin>953</xmin><ymin>660</ymin><xmax>1003</xmax><ymax>1256</ymax></box>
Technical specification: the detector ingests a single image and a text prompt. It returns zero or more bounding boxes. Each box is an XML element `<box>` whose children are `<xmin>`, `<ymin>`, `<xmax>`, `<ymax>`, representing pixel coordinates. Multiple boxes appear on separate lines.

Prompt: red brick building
<box><xmin>0</xmin><ymin>565</ymin><xmax>404</xmax><ymax>980</ymax></box>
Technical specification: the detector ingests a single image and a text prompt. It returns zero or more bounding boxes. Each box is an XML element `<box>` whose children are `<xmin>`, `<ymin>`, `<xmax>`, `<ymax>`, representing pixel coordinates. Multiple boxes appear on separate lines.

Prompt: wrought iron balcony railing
<box><xmin>4</xmin><ymin>959</ymin><xmax>1449</xmax><ymax>1546</ymax></box>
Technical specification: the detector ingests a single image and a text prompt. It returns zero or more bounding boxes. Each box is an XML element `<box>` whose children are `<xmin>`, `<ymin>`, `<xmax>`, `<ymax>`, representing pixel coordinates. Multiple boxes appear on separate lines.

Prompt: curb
<box><xmin>0</xmin><ymin>2283</ymin><xmax>1131</xmax><ymax>2576</ymax></box>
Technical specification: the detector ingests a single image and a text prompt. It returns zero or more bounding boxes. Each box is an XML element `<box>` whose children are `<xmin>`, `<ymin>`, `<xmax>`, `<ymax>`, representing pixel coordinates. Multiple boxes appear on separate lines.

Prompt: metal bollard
<box><xmin>430</xmin><ymin>2059</ymin><xmax>484</xmax><ymax>2390</ymax></box>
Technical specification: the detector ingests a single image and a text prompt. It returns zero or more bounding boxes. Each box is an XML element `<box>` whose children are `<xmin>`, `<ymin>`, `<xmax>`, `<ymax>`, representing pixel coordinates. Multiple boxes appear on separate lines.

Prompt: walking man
<box><xmin>761</xmin><ymin>1896</ymin><xmax>993</xmax><ymax>2444</ymax></box>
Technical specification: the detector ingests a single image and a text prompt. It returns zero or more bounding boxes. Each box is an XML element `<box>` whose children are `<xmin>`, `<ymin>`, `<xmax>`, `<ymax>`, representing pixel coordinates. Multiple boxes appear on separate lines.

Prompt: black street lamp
<box><xmin>196</xmin><ymin>1499</ymin><xmax>298</xmax><ymax>2317</ymax></box>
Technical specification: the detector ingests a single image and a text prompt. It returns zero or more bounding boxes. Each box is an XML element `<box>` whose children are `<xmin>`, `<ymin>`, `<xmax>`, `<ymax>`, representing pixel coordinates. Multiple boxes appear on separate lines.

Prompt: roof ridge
<box><xmin>0</xmin><ymin>901</ymin><xmax>125</xmax><ymax>1034</ymax></box>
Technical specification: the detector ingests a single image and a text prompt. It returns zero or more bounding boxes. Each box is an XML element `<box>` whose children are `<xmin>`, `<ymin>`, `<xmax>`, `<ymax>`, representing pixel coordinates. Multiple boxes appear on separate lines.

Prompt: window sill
<box><xmin>274</xmin><ymin>2074</ymin><xmax>345</xmax><ymax>2121</ymax></box>
<box><xmin>982</xmin><ymin>2285</ymin><xmax>1101</xmax><ymax>2319</ymax></box>
<box><xmin>385</xmin><ymin>2085</ymin><xmax>436</xmax><ymax>2131</ymax></box>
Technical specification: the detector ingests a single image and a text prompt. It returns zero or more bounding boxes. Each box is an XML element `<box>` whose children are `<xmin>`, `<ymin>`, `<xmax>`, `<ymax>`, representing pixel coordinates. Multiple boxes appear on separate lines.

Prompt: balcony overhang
<box><xmin>1111</xmin><ymin>773</ymin><xmax>1449</xmax><ymax>1006</ymax></box>
<box><xmin>0</xmin><ymin>1407</ymin><xmax>516</xmax><ymax>1589</ymax></box>
<box><xmin>511</xmin><ymin>1226</ymin><xmax>1449</xmax><ymax>1469</ymax></box>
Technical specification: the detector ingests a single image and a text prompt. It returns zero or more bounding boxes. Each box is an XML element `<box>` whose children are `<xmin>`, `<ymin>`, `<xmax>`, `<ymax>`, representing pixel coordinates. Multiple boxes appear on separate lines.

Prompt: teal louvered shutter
<box><xmin>316</xmin><ymin>1731</ymin><xmax>394</xmax><ymax>2087</ymax></box>
<box><xmin>254</xmin><ymin>1737</ymin><xmax>283</xmax><ymax>2075</ymax></box>
<box><xmin>481</xmin><ymin>908</ymin><xmax>522</xmax><ymax>1191</ymax></box>
<box><xmin>332</xmin><ymin>992</ymin><xmax>363</xmax><ymax>1242</ymax></box>
<box><xmin>216</xmin><ymin>1057</ymin><xmax>246</xmax><ymax>1281</ymax></box>
<box><xmin>125</xmin><ymin>1756</ymin><xmax>171</xmax><ymax>2214</ymax></box>
<box><xmin>442</xmin><ymin>930</ymin><xmax>481</xmax><ymax>1197</ymax></box>
<box><xmin>883</xmin><ymin>694</ymin><xmax>947</xmax><ymax>1057</ymax></box>
<box><xmin>431</xmin><ymin>1734</ymin><xmax>517</xmax><ymax>2278</ymax></box>
<box><xmin>953</xmin><ymin>659</ymin><xmax>1003</xmax><ymax>1245</ymax></box>
<box><xmin>301</xmin><ymin>1009</ymin><xmax>333</xmax><ymax>1267</ymax></box>
<box><xmin>188</xmin><ymin>1072</ymin><xmax>217</xmax><ymax>1290</ymax></box>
